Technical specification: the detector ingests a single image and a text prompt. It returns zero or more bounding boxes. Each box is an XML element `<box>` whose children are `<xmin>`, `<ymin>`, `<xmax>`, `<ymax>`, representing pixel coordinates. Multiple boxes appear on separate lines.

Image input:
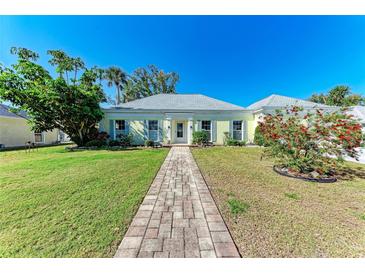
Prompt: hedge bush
<box><xmin>119</xmin><ymin>134</ymin><xmax>133</xmax><ymax>147</ymax></box>
<box><xmin>84</xmin><ymin>139</ymin><xmax>106</xmax><ymax>147</ymax></box>
<box><xmin>108</xmin><ymin>140</ymin><xmax>120</xmax><ymax>147</ymax></box>
<box><xmin>226</xmin><ymin>139</ymin><xmax>246</xmax><ymax>146</ymax></box>
<box><xmin>192</xmin><ymin>131</ymin><xmax>209</xmax><ymax>146</ymax></box>
<box><xmin>145</xmin><ymin>139</ymin><xmax>155</xmax><ymax>147</ymax></box>
<box><xmin>254</xmin><ymin>126</ymin><xmax>267</xmax><ymax>146</ymax></box>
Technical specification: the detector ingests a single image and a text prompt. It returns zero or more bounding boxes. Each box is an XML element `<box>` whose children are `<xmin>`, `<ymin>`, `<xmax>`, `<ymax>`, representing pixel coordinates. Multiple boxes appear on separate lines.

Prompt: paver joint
<box><xmin>114</xmin><ymin>147</ymin><xmax>240</xmax><ymax>258</ymax></box>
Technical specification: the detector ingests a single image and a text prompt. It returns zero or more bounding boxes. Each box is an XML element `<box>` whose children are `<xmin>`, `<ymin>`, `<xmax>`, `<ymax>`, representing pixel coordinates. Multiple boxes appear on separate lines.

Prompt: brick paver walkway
<box><xmin>114</xmin><ymin>147</ymin><xmax>240</xmax><ymax>258</ymax></box>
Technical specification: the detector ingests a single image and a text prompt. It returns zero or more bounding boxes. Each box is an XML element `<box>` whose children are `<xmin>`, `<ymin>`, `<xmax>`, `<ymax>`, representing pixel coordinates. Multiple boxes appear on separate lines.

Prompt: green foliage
<box><xmin>192</xmin><ymin>131</ymin><xmax>209</xmax><ymax>146</ymax></box>
<box><xmin>223</xmin><ymin>132</ymin><xmax>245</xmax><ymax>146</ymax></box>
<box><xmin>254</xmin><ymin>125</ymin><xmax>267</xmax><ymax>146</ymax></box>
<box><xmin>227</xmin><ymin>198</ymin><xmax>249</xmax><ymax>215</ymax></box>
<box><xmin>226</xmin><ymin>139</ymin><xmax>246</xmax><ymax>146</ymax></box>
<box><xmin>145</xmin><ymin>139</ymin><xmax>155</xmax><ymax>147</ymax></box>
<box><xmin>0</xmin><ymin>47</ymin><xmax>106</xmax><ymax>146</ymax></box>
<box><xmin>10</xmin><ymin>47</ymin><xmax>39</xmax><ymax>61</ymax></box>
<box><xmin>85</xmin><ymin>139</ymin><xmax>106</xmax><ymax>147</ymax></box>
<box><xmin>309</xmin><ymin>85</ymin><xmax>364</xmax><ymax>106</ymax></box>
<box><xmin>123</xmin><ymin>64</ymin><xmax>179</xmax><ymax>102</ymax></box>
<box><xmin>108</xmin><ymin>140</ymin><xmax>120</xmax><ymax>147</ymax></box>
<box><xmin>118</xmin><ymin>134</ymin><xmax>133</xmax><ymax>147</ymax></box>
<box><xmin>284</xmin><ymin>192</ymin><xmax>300</xmax><ymax>200</ymax></box>
<box><xmin>104</xmin><ymin>66</ymin><xmax>127</xmax><ymax>105</ymax></box>
<box><xmin>259</xmin><ymin>106</ymin><xmax>363</xmax><ymax>176</ymax></box>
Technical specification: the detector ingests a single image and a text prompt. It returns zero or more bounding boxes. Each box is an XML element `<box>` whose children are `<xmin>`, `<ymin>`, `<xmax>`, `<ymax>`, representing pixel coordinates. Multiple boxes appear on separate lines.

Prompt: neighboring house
<box><xmin>246</xmin><ymin>94</ymin><xmax>340</xmax><ymax>131</ymax></box>
<box><xmin>348</xmin><ymin>106</ymin><xmax>365</xmax><ymax>130</ymax></box>
<box><xmin>100</xmin><ymin>94</ymin><xmax>256</xmax><ymax>145</ymax></box>
<box><xmin>0</xmin><ymin>104</ymin><xmax>66</xmax><ymax>148</ymax></box>
<box><xmin>247</xmin><ymin>94</ymin><xmax>338</xmax><ymax>114</ymax></box>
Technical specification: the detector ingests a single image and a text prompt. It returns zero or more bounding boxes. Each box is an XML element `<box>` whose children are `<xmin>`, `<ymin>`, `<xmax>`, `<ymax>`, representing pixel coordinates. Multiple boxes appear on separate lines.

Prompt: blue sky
<box><xmin>1</xmin><ymin>16</ymin><xmax>365</xmax><ymax>107</ymax></box>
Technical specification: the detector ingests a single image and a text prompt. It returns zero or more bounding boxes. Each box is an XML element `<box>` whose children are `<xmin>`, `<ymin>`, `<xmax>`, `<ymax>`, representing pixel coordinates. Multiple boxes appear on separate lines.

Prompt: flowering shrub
<box><xmin>258</xmin><ymin>106</ymin><xmax>362</xmax><ymax>177</ymax></box>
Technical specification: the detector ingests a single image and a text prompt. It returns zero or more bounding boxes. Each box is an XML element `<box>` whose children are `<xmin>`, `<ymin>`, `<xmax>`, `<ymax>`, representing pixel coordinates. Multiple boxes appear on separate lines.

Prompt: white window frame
<box><xmin>232</xmin><ymin>120</ymin><xmax>243</xmax><ymax>141</ymax></box>
<box><xmin>201</xmin><ymin>120</ymin><xmax>212</xmax><ymax>142</ymax></box>
<box><xmin>34</xmin><ymin>132</ymin><xmax>45</xmax><ymax>144</ymax></box>
<box><xmin>115</xmin><ymin>120</ymin><xmax>126</xmax><ymax>131</ymax></box>
<box><xmin>115</xmin><ymin>120</ymin><xmax>126</xmax><ymax>139</ymax></box>
<box><xmin>148</xmin><ymin>120</ymin><xmax>158</xmax><ymax>141</ymax></box>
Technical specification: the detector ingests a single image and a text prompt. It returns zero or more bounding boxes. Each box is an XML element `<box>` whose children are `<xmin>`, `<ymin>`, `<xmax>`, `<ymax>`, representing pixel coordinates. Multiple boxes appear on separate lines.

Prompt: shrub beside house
<box><xmin>258</xmin><ymin>106</ymin><xmax>362</xmax><ymax>180</ymax></box>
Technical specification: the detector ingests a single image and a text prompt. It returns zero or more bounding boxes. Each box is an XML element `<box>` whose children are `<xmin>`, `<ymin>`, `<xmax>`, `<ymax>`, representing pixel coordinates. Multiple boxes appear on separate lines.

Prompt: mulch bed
<box><xmin>273</xmin><ymin>165</ymin><xmax>337</xmax><ymax>183</ymax></box>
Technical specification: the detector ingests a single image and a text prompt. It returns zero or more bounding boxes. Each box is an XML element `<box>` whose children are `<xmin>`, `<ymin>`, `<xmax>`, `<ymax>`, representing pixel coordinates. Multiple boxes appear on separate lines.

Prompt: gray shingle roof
<box><xmin>0</xmin><ymin>104</ymin><xmax>28</xmax><ymax>119</ymax></box>
<box><xmin>113</xmin><ymin>94</ymin><xmax>245</xmax><ymax>111</ymax></box>
<box><xmin>247</xmin><ymin>94</ymin><xmax>330</xmax><ymax>110</ymax></box>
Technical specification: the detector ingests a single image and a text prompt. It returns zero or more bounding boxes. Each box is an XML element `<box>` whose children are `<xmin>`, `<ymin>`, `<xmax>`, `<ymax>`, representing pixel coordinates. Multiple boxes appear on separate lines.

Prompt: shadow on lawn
<box><xmin>337</xmin><ymin>166</ymin><xmax>365</xmax><ymax>181</ymax></box>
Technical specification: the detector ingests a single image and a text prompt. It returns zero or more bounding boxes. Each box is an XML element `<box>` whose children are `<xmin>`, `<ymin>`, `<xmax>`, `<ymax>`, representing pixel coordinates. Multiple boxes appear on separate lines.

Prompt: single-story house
<box><xmin>100</xmin><ymin>94</ymin><xmax>257</xmax><ymax>145</ymax></box>
<box><xmin>100</xmin><ymin>93</ymin><xmax>358</xmax><ymax>146</ymax></box>
<box><xmin>0</xmin><ymin>104</ymin><xmax>67</xmax><ymax>148</ymax></box>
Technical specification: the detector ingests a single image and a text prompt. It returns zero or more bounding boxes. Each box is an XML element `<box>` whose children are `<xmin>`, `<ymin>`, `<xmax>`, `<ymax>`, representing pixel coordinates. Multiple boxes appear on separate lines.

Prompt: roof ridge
<box><xmin>267</xmin><ymin>94</ymin><xmax>277</xmax><ymax>105</ymax></box>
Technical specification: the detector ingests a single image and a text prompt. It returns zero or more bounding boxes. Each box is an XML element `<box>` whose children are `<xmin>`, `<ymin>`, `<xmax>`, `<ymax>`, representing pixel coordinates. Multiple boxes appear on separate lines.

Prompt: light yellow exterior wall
<box><xmin>216</xmin><ymin>120</ymin><xmax>229</xmax><ymax>145</ymax></box>
<box><xmin>129</xmin><ymin>120</ymin><xmax>145</xmax><ymax>145</ymax></box>
<box><xmin>0</xmin><ymin>116</ymin><xmax>59</xmax><ymax>148</ymax></box>
<box><xmin>101</xmin><ymin>111</ymin><xmax>257</xmax><ymax>145</ymax></box>
<box><xmin>247</xmin><ymin>119</ymin><xmax>257</xmax><ymax>143</ymax></box>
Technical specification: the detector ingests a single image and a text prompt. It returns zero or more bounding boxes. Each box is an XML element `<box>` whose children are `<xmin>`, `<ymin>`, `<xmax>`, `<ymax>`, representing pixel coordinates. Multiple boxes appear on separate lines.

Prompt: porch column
<box><xmin>187</xmin><ymin>119</ymin><xmax>193</xmax><ymax>145</ymax></box>
<box><xmin>166</xmin><ymin>119</ymin><xmax>172</xmax><ymax>144</ymax></box>
<box><xmin>109</xmin><ymin>119</ymin><xmax>116</xmax><ymax>140</ymax></box>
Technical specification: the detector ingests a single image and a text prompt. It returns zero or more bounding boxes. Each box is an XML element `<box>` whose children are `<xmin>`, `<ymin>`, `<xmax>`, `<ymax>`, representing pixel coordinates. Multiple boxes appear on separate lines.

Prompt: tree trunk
<box><xmin>116</xmin><ymin>85</ymin><xmax>121</xmax><ymax>105</ymax></box>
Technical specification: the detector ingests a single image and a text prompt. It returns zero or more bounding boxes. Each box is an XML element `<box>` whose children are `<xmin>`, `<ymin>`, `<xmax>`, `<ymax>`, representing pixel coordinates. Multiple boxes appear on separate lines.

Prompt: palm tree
<box><xmin>104</xmin><ymin>66</ymin><xmax>127</xmax><ymax>105</ymax></box>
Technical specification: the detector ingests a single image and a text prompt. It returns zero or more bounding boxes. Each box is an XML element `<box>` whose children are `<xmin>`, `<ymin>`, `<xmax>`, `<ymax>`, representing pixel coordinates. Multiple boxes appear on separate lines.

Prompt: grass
<box><xmin>227</xmin><ymin>198</ymin><xmax>250</xmax><ymax>215</ymax></box>
<box><xmin>192</xmin><ymin>146</ymin><xmax>365</xmax><ymax>257</ymax></box>
<box><xmin>284</xmin><ymin>192</ymin><xmax>300</xmax><ymax>200</ymax></box>
<box><xmin>0</xmin><ymin>146</ymin><xmax>169</xmax><ymax>257</ymax></box>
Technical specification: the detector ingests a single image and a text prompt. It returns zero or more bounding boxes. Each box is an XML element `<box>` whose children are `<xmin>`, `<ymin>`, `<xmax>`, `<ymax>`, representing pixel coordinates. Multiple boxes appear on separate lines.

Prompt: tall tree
<box><xmin>0</xmin><ymin>47</ymin><xmax>106</xmax><ymax>146</ymax></box>
<box><xmin>309</xmin><ymin>85</ymin><xmax>364</xmax><ymax>106</ymax></box>
<box><xmin>123</xmin><ymin>64</ymin><xmax>179</xmax><ymax>102</ymax></box>
<box><xmin>104</xmin><ymin>66</ymin><xmax>127</xmax><ymax>105</ymax></box>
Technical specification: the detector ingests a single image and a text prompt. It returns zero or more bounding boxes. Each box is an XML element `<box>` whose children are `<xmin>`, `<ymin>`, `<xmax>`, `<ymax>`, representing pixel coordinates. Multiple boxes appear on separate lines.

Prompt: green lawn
<box><xmin>192</xmin><ymin>147</ymin><xmax>365</xmax><ymax>258</ymax></box>
<box><xmin>0</xmin><ymin>146</ymin><xmax>169</xmax><ymax>257</ymax></box>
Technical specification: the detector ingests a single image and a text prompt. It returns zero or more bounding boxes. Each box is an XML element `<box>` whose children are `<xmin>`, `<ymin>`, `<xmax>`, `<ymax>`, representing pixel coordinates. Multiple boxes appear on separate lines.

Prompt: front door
<box><xmin>176</xmin><ymin>122</ymin><xmax>186</xmax><ymax>143</ymax></box>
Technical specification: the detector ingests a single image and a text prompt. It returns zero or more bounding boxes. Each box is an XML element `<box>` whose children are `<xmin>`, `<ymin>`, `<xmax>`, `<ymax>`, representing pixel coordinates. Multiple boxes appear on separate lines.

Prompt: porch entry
<box><xmin>174</xmin><ymin>121</ymin><xmax>187</xmax><ymax>144</ymax></box>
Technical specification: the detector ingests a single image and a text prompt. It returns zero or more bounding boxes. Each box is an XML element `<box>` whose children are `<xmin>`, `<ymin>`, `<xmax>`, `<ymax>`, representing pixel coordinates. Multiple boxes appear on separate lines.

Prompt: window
<box><xmin>34</xmin><ymin>132</ymin><xmax>44</xmax><ymax>143</ymax></box>
<box><xmin>177</xmin><ymin>123</ymin><xmax>184</xmax><ymax>138</ymax></box>
<box><xmin>233</xmin><ymin>121</ymin><xmax>243</xmax><ymax>140</ymax></box>
<box><xmin>201</xmin><ymin>120</ymin><xmax>211</xmax><ymax>141</ymax></box>
<box><xmin>148</xmin><ymin>120</ymin><xmax>158</xmax><ymax>131</ymax></box>
<box><xmin>115</xmin><ymin>120</ymin><xmax>125</xmax><ymax>131</ymax></box>
<box><xmin>148</xmin><ymin>120</ymin><xmax>158</xmax><ymax>141</ymax></box>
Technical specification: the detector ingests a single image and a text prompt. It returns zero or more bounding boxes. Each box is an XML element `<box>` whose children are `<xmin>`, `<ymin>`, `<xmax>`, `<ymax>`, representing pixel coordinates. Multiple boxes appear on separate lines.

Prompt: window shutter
<box><xmin>243</xmin><ymin>121</ymin><xmax>248</xmax><ymax>141</ymax></box>
<box><xmin>212</xmin><ymin>120</ymin><xmax>217</xmax><ymax>142</ymax></box>
<box><xmin>229</xmin><ymin>120</ymin><xmax>233</xmax><ymax>138</ymax></box>
<box><xmin>198</xmin><ymin>120</ymin><xmax>202</xmax><ymax>131</ymax></box>
<box><xmin>158</xmin><ymin>120</ymin><xmax>163</xmax><ymax>142</ymax></box>
<box><xmin>143</xmin><ymin>120</ymin><xmax>148</xmax><ymax>140</ymax></box>
<box><xmin>109</xmin><ymin>120</ymin><xmax>115</xmax><ymax>140</ymax></box>
<box><xmin>125</xmin><ymin>120</ymin><xmax>130</xmax><ymax>135</ymax></box>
